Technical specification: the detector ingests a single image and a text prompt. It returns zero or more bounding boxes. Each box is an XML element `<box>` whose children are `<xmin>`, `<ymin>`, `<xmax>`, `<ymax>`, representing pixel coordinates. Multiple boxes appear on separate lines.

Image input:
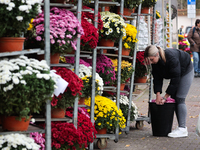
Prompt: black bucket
<box><xmin>149</xmin><ymin>102</ymin><xmax>175</xmax><ymax>136</ymax></box>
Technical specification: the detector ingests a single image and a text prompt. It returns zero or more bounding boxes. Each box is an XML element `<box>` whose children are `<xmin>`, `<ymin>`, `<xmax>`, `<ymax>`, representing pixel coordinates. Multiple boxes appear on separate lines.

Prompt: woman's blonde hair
<box><xmin>144</xmin><ymin>45</ymin><xmax>166</xmax><ymax>63</ymax></box>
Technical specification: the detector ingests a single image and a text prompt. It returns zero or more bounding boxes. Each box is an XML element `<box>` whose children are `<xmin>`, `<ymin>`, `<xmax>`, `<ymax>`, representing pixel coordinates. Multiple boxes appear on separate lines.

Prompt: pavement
<box><xmin>95</xmin><ymin>77</ymin><xmax>200</xmax><ymax>150</ymax></box>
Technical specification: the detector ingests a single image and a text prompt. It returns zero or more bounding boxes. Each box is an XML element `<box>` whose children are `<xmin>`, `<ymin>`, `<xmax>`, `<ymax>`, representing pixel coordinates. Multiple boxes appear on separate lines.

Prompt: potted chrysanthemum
<box><xmin>111</xmin><ymin>59</ymin><xmax>134</xmax><ymax>90</ymax></box>
<box><xmin>98</xmin><ymin>11</ymin><xmax>126</xmax><ymax>48</ymax></box>
<box><xmin>85</xmin><ymin>95</ymin><xmax>126</xmax><ymax>133</ymax></box>
<box><xmin>141</xmin><ymin>0</ymin><xmax>157</xmax><ymax>13</ymax></box>
<box><xmin>0</xmin><ymin>56</ymin><xmax>56</xmax><ymax>131</ymax></box>
<box><xmin>25</xmin><ymin>7</ymin><xmax>84</xmax><ymax>63</ymax></box>
<box><xmin>0</xmin><ymin>0</ymin><xmax>43</xmax><ymax>52</ymax></box>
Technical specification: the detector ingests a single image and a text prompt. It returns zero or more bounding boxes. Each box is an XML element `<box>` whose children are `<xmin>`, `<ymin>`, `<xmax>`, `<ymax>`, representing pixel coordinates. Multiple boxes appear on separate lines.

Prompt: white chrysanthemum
<box><xmin>20</xmin><ymin>80</ymin><xmax>26</xmax><ymax>85</ymax></box>
<box><xmin>6</xmin><ymin>6</ymin><xmax>12</xmax><ymax>11</ymax></box>
<box><xmin>36</xmin><ymin>74</ymin><xmax>43</xmax><ymax>79</ymax></box>
<box><xmin>16</xmin><ymin>16</ymin><xmax>23</xmax><ymax>21</ymax></box>
<box><xmin>43</xmin><ymin>74</ymin><xmax>50</xmax><ymax>80</ymax></box>
<box><xmin>12</xmin><ymin>76</ymin><xmax>20</xmax><ymax>84</ymax></box>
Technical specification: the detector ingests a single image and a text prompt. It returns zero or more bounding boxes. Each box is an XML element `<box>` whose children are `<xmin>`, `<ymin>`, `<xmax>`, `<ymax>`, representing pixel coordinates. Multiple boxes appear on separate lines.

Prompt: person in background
<box><xmin>179</xmin><ymin>25</ymin><xmax>184</xmax><ymax>35</ymax></box>
<box><xmin>187</xmin><ymin>19</ymin><xmax>200</xmax><ymax>77</ymax></box>
<box><xmin>144</xmin><ymin>45</ymin><xmax>194</xmax><ymax>138</ymax></box>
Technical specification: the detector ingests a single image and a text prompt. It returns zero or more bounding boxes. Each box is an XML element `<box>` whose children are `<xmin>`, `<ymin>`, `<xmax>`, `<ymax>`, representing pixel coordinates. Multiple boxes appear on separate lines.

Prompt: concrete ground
<box><xmin>96</xmin><ymin>77</ymin><xmax>200</xmax><ymax>150</ymax></box>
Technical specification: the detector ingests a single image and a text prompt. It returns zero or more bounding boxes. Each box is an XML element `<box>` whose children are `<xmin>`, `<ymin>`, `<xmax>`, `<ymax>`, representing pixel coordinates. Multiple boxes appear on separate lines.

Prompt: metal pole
<box><xmin>89</xmin><ymin>0</ymin><xmax>99</xmax><ymax>149</ymax></box>
<box><xmin>44</xmin><ymin>0</ymin><xmax>51</xmax><ymax>149</ymax></box>
<box><xmin>169</xmin><ymin>0</ymin><xmax>172</xmax><ymax>48</ymax></box>
<box><xmin>126</xmin><ymin>0</ymin><xmax>142</xmax><ymax>133</ymax></box>
<box><xmin>115</xmin><ymin>0</ymin><xmax>124</xmax><ymax>142</ymax></box>
<box><xmin>176</xmin><ymin>10</ymin><xmax>178</xmax><ymax>49</ymax></box>
<box><xmin>73</xmin><ymin>0</ymin><xmax>82</xmax><ymax>129</ymax></box>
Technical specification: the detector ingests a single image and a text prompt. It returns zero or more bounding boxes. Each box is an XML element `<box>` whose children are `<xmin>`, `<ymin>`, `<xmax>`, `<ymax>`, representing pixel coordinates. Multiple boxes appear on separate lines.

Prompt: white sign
<box><xmin>187</xmin><ymin>0</ymin><xmax>196</xmax><ymax>18</ymax></box>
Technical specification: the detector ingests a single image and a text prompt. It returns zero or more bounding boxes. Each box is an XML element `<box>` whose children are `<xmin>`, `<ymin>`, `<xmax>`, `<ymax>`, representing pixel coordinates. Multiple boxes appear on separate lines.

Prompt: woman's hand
<box><xmin>156</xmin><ymin>92</ymin><xmax>164</xmax><ymax>105</ymax></box>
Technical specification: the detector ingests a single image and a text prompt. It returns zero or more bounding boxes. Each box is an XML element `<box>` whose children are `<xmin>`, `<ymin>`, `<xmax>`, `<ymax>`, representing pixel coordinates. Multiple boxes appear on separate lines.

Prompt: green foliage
<box><xmin>141</xmin><ymin>0</ymin><xmax>157</xmax><ymax>8</ymax></box>
<box><xmin>0</xmin><ymin>1</ymin><xmax>41</xmax><ymax>37</ymax></box>
<box><xmin>116</xmin><ymin>0</ymin><xmax>141</xmax><ymax>9</ymax></box>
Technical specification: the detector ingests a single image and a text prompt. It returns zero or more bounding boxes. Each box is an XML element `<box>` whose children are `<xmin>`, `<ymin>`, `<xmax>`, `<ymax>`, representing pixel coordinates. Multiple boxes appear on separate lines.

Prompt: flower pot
<box><xmin>37</xmin><ymin>53</ymin><xmax>60</xmax><ymax>64</ymax></box>
<box><xmin>141</xmin><ymin>7</ymin><xmax>149</xmax><ymax>14</ymax></box>
<box><xmin>115</xmin><ymin>47</ymin><xmax>131</xmax><ymax>56</ymax></box>
<box><xmin>51</xmin><ymin>108</ymin><xmax>66</xmax><ymax>118</ymax></box>
<box><xmin>96</xmin><ymin>127</ymin><xmax>107</xmax><ymax>134</ymax></box>
<box><xmin>50</xmin><ymin>0</ymin><xmax>66</xmax><ymax>4</ymax></box>
<box><xmin>99</xmin><ymin>6</ymin><xmax>110</xmax><ymax>12</ymax></box>
<box><xmin>98</xmin><ymin>39</ymin><xmax>115</xmax><ymax>47</ymax></box>
<box><xmin>134</xmin><ymin>76</ymin><xmax>147</xmax><ymax>83</ymax></box>
<box><xmin>117</xmin><ymin>7</ymin><xmax>135</xmax><ymax>16</ymax></box>
<box><xmin>120</xmin><ymin>83</ymin><xmax>126</xmax><ymax>91</ymax></box>
<box><xmin>78</xmin><ymin>97</ymin><xmax>85</xmax><ymax>105</ymax></box>
<box><xmin>2</xmin><ymin>116</ymin><xmax>31</xmax><ymax>131</ymax></box>
<box><xmin>0</xmin><ymin>37</ymin><xmax>25</xmax><ymax>52</ymax></box>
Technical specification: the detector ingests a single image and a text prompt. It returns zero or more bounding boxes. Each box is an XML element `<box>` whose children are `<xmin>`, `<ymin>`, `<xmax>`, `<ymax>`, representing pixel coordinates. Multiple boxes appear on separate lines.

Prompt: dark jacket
<box><xmin>187</xmin><ymin>27</ymin><xmax>200</xmax><ymax>52</ymax></box>
<box><xmin>152</xmin><ymin>49</ymin><xmax>192</xmax><ymax>97</ymax></box>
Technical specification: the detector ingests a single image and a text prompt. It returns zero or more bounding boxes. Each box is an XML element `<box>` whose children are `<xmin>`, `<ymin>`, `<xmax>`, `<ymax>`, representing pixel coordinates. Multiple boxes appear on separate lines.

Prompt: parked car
<box><xmin>184</xmin><ymin>26</ymin><xmax>192</xmax><ymax>38</ymax></box>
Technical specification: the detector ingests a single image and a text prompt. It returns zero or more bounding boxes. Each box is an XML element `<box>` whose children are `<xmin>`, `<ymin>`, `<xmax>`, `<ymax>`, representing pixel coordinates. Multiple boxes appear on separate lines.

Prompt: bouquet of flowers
<box><xmin>0</xmin><ymin>56</ymin><xmax>56</xmax><ymax>120</ymax></box>
<box><xmin>156</xmin><ymin>10</ymin><xmax>161</xmax><ymax>19</ymax></box>
<box><xmin>135</xmin><ymin>51</ymin><xmax>148</xmax><ymax>78</ymax></box>
<box><xmin>178</xmin><ymin>41</ymin><xmax>187</xmax><ymax>50</ymax></box>
<box><xmin>27</xmin><ymin>7</ymin><xmax>84</xmax><ymax>54</ymax></box>
<box><xmin>0</xmin><ymin>0</ymin><xmax>42</xmax><ymax>37</ymax></box>
<box><xmin>111</xmin><ymin>59</ymin><xmax>134</xmax><ymax>84</ymax></box>
<box><xmin>113</xmin><ymin>95</ymin><xmax>138</xmax><ymax>121</ymax></box>
<box><xmin>85</xmin><ymin>95</ymin><xmax>126</xmax><ymax>132</ymax></box>
<box><xmin>83</xmin><ymin>54</ymin><xmax>116</xmax><ymax>85</ymax></box>
<box><xmin>51</xmin><ymin>67</ymin><xmax>83</xmax><ymax>109</ymax></box>
<box><xmin>99</xmin><ymin>11</ymin><xmax>126</xmax><ymax>42</ymax></box>
<box><xmin>30</xmin><ymin>132</ymin><xmax>45</xmax><ymax>150</ymax></box>
<box><xmin>0</xmin><ymin>133</ymin><xmax>41</xmax><ymax>150</ymax></box>
<box><xmin>122</xmin><ymin>23</ymin><xmax>138</xmax><ymax>50</ymax></box>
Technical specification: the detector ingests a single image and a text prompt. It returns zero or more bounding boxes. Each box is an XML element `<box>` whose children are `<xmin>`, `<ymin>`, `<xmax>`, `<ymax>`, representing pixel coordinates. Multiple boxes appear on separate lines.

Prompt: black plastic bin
<box><xmin>149</xmin><ymin>102</ymin><xmax>175</xmax><ymax>136</ymax></box>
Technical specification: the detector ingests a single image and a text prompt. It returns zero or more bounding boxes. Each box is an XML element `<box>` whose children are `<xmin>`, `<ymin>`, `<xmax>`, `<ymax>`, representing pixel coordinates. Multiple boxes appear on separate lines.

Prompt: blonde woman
<box><xmin>144</xmin><ymin>45</ymin><xmax>194</xmax><ymax>138</ymax></box>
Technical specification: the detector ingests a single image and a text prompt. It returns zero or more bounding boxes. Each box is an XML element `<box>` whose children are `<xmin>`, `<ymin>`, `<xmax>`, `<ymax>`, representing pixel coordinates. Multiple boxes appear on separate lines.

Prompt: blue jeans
<box><xmin>192</xmin><ymin>52</ymin><xmax>200</xmax><ymax>73</ymax></box>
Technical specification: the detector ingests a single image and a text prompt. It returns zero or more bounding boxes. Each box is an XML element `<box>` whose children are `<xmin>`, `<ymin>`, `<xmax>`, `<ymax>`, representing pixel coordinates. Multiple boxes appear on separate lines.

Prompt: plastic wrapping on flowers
<box><xmin>26</xmin><ymin>7</ymin><xmax>84</xmax><ymax>54</ymax></box>
<box><xmin>111</xmin><ymin>59</ymin><xmax>134</xmax><ymax>83</ymax></box>
<box><xmin>85</xmin><ymin>95</ymin><xmax>126</xmax><ymax>132</ymax></box>
<box><xmin>51</xmin><ymin>67</ymin><xmax>83</xmax><ymax>109</ymax></box>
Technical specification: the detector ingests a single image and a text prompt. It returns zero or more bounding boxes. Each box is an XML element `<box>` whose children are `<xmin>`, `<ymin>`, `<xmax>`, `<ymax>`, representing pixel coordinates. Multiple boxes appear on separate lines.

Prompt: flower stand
<box><xmin>2</xmin><ymin>116</ymin><xmax>31</xmax><ymax>131</ymax></box>
<box><xmin>0</xmin><ymin>37</ymin><xmax>25</xmax><ymax>52</ymax></box>
<box><xmin>51</xmin><ymin>108</ymin><xmax>66</xmax><ymax>118</ymax></box>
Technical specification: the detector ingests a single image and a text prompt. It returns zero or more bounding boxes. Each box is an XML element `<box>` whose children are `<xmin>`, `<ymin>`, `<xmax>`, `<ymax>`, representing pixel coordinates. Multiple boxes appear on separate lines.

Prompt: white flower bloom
<box><xmin>19</xmin><ymin>5</ymin><xmax>28</xmax><ymax>11</ymax></box>
<box><xmin>6</xmin><ymin>6</ymin><xmax>12</xmax><ymax>11</ymax></box>
<box><xmin>8</xmin><ymin>2</ymin><xmax>15</xmax><ymax>7</ymax></box>
<box><xmin>36</xmin><ymin>74</ymin><xmax>43</xmax><ymax>79</ymax></box>
<box><xmin>16</xmin><ymin>16</ymin><xmax>23</xmax><ymax>21</ymax></box>
<box><xmin>43</xmin><ymin>74</ymin><xmax>50</xmax><ymax>80</ymax></box>
<box><xmin>20</xmin><ymin>80</ymin><xmax>26</xmax><ymax>85</ymax></box>
<box><xmin>12</xmin><ymin>76</ymin><xmax>20</xmax><ymax>84</ymax></box>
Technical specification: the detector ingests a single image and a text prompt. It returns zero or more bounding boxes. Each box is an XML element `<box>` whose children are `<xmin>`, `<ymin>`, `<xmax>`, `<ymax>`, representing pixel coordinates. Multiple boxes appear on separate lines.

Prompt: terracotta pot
<box><xmin>141</xmin><ymin>7</ymin><xmax>149</xmax><ymax>14</ymax></box>
<box><xmin>98</xmin><ymin>39</ymin><xmax>115</xmax><ymax>47</ymax></box>
<box><xmin>0</xmin><ymin>37</ymin><xmax>25</xmax><ymax>52</ymax></box>
<box><xmin>78</xmin><ymin>97</ymin><xmax>85</xmax><ymax>105</ymax></box>
<box><xmin>120</xmin><ymin>83</ymin><xmax>126</xmax><ymax>91</ymax></box>
<box><xmin>37</xmin><ymin>53</ymin><xmax>60</xmax><ymax>64</ymax></box>
<box><xmin>2</xmin><ymin>116</ymin><xmax>31</xmax><ymax>131</ymax></box>
<box><xmin>51</xmin><ymin>108</ymin><xmax>65</xmax><ymax>118</ymax></box>
<box><xmin>134</xmin><ymin>76</ymin><xmax>147</xmax><ymax>83</ymax></box>
<box><xmin>117</xmin><ymin>7</ymin><xmax>135</xmax><ymax>16</ymax></box>
<box><xmin>115</xmin><ymin>47</ymin><xmax>131</xmax><ymax>56</ymax></box>
<box><xmin>50</xmin><ymin>0</ymin><xmax>66</xmax><ymax>4</ymax></box>
<box><xmin>96</xmin><ymin>127</ymin><xmax>107</xmax><ymax>134</ymax></box>
<box><xmin>99</xmin><ymin>6</ymin><xmax>110</xmax><ymax>12</ymax></box>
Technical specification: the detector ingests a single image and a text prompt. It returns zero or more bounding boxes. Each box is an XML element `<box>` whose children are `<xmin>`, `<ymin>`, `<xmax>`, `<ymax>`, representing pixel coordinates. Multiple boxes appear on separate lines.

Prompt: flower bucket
<box><xmin>51</xmin><ymin>108</ymin><xmax>66</xmax><ymax>118</ymax></box>
<box><xmin>98</xmin><ymin>39</ymin><xmax>115</xmax><ymax>47</ymax></box>
<box><xmin>134</xmin><ymin>76</ymin><xmax>147</xmax><ymax>83</ymax></box>
<box><xmin>78</xmin><ymin>97</ymin><xmax>85</xmax><ymax>105</ymax></box>
<box><xmin>37</xmin><ymin>53</ymin><xmax>60</xmax><ymax>64</ymax></box>
<box><xmin>0</xmin><ymin>37</ymin><xmax>25</xmax><ymax>52</ymax></box>
<box><xmin>2</xmin><ymin>116</ymin><xmax>31</xmax><ymax>131</ymax></box>
<box><xmin>114</xmin><ymin>83</ymin><xmax>126</xmax><ymax>91</ymax></box>
<box><xmin>149</xmin><ymin>102</ymin><xmax>175</xmax><ymax>136</ymax></box>
<box><xmin>115</xmin><ymin>47</ymin><xmax>131</xmax><ymax>56</ymax></box>
<box><xmin>141</xmin><ymin>7</ymin><xmax>149</xmax><ymax>14</ymax></box>
<box><xmin>96</xmin><ymin>128</ymin><xmax>107</xmax><ymax>134</ymax></box>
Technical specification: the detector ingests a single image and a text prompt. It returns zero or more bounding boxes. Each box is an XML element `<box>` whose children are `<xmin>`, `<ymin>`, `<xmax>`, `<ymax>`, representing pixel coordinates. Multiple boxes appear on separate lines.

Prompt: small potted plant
<box><xmin>0</xmin><ymin>56</ymin><xmax>56</xmax><ymax>131</ymax></box>
<box><xmin>0</xmin><ymin>0</ymin><xmax>43</xmax><ymax>52</ymax></box>
<box><xmin>26</xmin><ymin>7</ymin><xmax>84</xmax><ymax>63</ymax></box>
<box><xmin>111</xmin><ymin>59</ymin><xmax>134</xmax><ymax>90</ymax></box>
<box><xmin>141</xmin><ymin>0</ymin><xmax>157</xmax><ymax>13</ymax></box>
<box><xmin>0</xmin><ymin>133</ymin><xmax>41</xmax><ymax>149</ymax></box>
<box><xmin>98</xmin><ymin>11</ymin><xmax>126</xmax><ymax>48</ymax></box>
<box><xmin>135</xmin><ymin>51</ymin><xmax>149</xmax><ymax>83</ymax></box>
<box><xmin>121</xmin><ymin>23</ymin><xmax>138</xmax><ymax>56</ymax></box>
<box><xmin>85</xmin><ymin>95</ymin><xmax>126</xmax><ymax>133</ymax></box>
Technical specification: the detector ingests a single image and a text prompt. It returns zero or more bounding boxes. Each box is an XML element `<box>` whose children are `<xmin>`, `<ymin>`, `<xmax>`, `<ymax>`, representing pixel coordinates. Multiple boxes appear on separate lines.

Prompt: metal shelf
<box><xmin>41</xmin><ymin>3</ymin><xmax>74</xmax><ymax>8</ymax></box>
<box><xmin>35</xmin><ymin>116</ymin><xmax>72</xmax><ymax>122</ymax></box>
<box><xmin>103</xmin><ymin>53</ymin><xmax>133</xmax><ymax>59</ymax></box>
<box><xmin>64</xmin><ymin>54</ymin><xmax>92</xmax><ymax>59</ymax></box>
<box><xmin>90</xmin><ymin>1</ymin><xmax>120</xmax><ymax>7</ymax></box>
<box><xmin>0</xmin><ymin>49</ymin><xmax>43</xmax><ymax>58</ymax></box>
<box><xmin>96</xmin><ymin>134</ymin><xmax>115</xmax><ymax>140</ymax></box>
<box><xmin>131</xmin><ymin>13</ymin><xmax>153</xmax><ymax>16</ymax></box>
<box><xmin>50</xmin><ymin>63</ymin><xmax>74</xmax><ymax>69</ymax></box>
<box><xmin>0</xmin><ymin>124</ymin><xmax>44</xmax><ymax>135</ymax></box>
